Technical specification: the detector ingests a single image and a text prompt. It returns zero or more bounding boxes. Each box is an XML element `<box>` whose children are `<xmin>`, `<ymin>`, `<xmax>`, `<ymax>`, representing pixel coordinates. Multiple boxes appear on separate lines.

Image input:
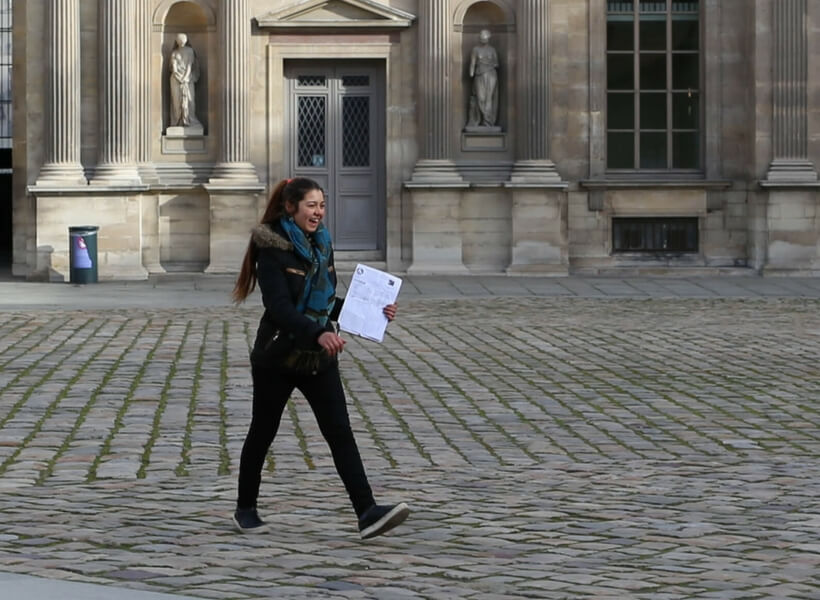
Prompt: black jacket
<box><xmin>250</xmin><ymin>221</ymin><xmax>342</xmax><ymax>371</ymax></box>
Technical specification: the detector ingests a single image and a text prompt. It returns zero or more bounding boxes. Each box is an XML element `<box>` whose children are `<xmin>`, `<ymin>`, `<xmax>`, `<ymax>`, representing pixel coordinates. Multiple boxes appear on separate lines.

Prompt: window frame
<box><xmin>596</xmin><ymin>0</ymin><xmax>709</xmax><ymax>177</ymax></box>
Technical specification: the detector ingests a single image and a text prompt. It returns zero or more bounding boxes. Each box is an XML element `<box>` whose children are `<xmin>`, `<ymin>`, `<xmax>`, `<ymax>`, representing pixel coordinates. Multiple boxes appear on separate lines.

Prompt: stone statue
<box><xmin>169</xmin><ymin>33</ymin><xmax>202</xmax><ymax>131</ymax></box>
<box><xmin>466</xmin><ymin>29</ymin><xmax>499</xmax><ymax>129</ymax></box>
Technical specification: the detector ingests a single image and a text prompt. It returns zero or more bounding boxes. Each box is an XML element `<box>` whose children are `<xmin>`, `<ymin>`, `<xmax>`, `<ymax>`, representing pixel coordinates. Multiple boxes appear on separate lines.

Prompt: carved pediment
<box><xmin>257</xmin><ymin>0</ymin><xmax>415</xmax><ymax>30</ymax></box>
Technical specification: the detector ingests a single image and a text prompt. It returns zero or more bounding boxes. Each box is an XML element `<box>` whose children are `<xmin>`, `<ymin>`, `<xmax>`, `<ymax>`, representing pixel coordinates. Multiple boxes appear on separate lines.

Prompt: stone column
<box><xmin>209</xmin><ymin>0</ymin><xmax>258</xmax><ymax>183</ymax></box>
<box><xmin>35</xmin><ymin>0</ymin><xmax>86</xmax><ymax>186</ymax></box>
<box><xmin>506</xmin><ymin>0</ymin><xmax>568</xmax><ymax>274</ymax></box>
<box><xmin>91</xmin><ymin>0</ymin><xmax>142</xmax><ymax>185</ymax></box>
<box><xmin>405</xmin><ymin>0</ymin><xmax>467</xmax><ymax>274</ymax></box>
<box><xmin>507</xmin><ymin>0</ymin><xmax>562</xmax><ymax>184</ymax></box>
<box><xmin>406</xmin><ymin>0</ymin><xmax>464</xmax><ymax>185</ymax></box>
<box><xmin>765</xmin><ymin>0</ymin><xmax>817</xmax><ymax>182</ymax></box>
<box><xmin>135</xmin><ymin>0</ymin><xmax>157</xmax><ymax>183</ymax></box>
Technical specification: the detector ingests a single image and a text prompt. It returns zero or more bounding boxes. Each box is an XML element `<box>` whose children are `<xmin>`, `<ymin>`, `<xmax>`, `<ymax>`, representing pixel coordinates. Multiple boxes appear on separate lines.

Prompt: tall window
<box><xmin>0</xmin><ymin>0</ymin><xmax>10</xmax><ymax>162</ymax></box>
<box><xmin>606</xmin><ymin>0</ymin><xmax>700</xmax><ymax>171</ymax></box>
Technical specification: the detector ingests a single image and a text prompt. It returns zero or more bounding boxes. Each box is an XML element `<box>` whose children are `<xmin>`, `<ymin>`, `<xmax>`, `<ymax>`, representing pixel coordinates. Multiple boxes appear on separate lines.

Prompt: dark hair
<box><xmin>232</xmin><ymin>177</ymin><xmax>324</xmax><ymax>303</ymax></box>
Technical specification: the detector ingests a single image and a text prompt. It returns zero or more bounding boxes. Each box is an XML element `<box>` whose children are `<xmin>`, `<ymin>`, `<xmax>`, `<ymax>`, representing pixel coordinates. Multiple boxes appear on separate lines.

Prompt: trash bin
<box><xmin>69</xmin><ymin>226</ymin><xmax>99</xmax><ymax>284</ymax></box>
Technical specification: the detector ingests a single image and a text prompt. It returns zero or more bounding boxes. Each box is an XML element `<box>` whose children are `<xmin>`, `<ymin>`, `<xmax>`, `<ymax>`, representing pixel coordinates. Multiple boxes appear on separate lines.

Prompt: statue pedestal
<box><xmin>461</xmin><ymin>129</ymin><xmax>505</xmax><ymax>151</ymax></box>
<box><xmin>162</xmin><ymin>126</ymin><xmax>206</xmax><ymax>154</ymax></box>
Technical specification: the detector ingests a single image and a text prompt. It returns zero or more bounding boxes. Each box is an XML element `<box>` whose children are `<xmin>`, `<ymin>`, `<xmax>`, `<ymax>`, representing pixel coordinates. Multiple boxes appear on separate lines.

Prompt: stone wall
<box><xmin>11</xmin><ymin>0</ymin><xmax>820</xmax><ymax>280</ymax></box>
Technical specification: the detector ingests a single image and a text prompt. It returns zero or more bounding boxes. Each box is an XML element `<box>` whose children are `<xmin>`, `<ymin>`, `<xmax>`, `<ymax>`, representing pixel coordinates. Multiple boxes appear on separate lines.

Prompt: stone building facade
<box><xmin>10</xmin><ymin>0</ymin><xmax>820</xmax><ymax>280</ymax></box>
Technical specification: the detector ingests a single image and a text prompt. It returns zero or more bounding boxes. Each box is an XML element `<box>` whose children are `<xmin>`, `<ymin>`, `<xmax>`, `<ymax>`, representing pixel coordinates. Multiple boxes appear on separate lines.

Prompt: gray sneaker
<box><xmin>358</xmin><ymin>503</ymin><xmax>410</xmax><ymax>539</ymax></box>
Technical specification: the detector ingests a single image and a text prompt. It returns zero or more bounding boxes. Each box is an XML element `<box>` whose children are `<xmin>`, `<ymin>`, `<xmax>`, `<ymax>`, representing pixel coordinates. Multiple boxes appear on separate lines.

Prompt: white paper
<box><xmin>338</xmin><ymin>264</ymin><xmax>402</xmax><ymax>343</ymax></box>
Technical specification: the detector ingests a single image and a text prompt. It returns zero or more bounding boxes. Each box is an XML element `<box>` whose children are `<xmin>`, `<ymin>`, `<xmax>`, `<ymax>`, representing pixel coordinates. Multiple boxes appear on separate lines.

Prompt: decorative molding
<box><xmin>257</xmin><ymin>0</ymin><xmax>415</xmax><ymax>30</ymax></box>
<box><xmin>580</xmin><ymin>179</ymin><xmax>733</xmax><ymax>190</ymax></box>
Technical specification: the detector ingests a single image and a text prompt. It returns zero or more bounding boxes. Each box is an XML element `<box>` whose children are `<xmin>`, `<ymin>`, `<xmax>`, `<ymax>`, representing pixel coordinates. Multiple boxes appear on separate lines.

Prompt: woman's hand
<box><xmin>318</xmin><ymin>331</ymin><xmax>346</xmax><ymax>356</ymax></box>
<box><xmin>383</xmin><ymin>303</ymin><xmax>398</xmax><ymax>322</ymax></box>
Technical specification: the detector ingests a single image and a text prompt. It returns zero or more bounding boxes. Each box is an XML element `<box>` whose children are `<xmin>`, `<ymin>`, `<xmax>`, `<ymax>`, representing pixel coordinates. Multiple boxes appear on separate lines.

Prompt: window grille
<box><xmin>606</xmin><ymin>0</ymin><xmax>700</xmax><ymax>170</ymax></box>
<box><xmin>297</xmin><ymin>96</ymin><xmax>326</xmax><ymax>167</ymax></box>
<box><xmin>297</xmin><ymin>75</ymin><xmax>326</xmax><ymax>87</ymax></box>
<box><xmin>613</xmin><ymin>217</ymin><xmax>699</xmax><ymax>252</ymax></box>
<box><xmin>342</xmin><ymin>96</ymin><xmax>370</xmax><ymax>167</ymax></box>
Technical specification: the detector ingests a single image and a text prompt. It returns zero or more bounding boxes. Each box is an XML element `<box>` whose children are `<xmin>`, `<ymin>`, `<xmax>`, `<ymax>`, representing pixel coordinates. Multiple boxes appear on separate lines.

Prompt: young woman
<box><xmin>231</xmin><ymin>177</ymin><xmax>409</xmax><ymax>539</ymax></box>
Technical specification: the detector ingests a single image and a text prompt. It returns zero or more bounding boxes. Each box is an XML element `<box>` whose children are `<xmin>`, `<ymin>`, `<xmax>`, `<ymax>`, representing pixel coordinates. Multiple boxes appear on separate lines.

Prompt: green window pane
<box><xmin>672</xmin><ymin>1</ymin><xmax>699</xmax><ymax>11</ymax></box>
<box><xmin>672</xmin><ymin>16</ymin><xmax>698</xmax><ymax>50</ymax></box>
<box><xmin>672</xmin><ymin>54</ymin><xmax>699</xmax><ymax>89</ymax></box>
<box><xmin>608</xmin><ymin>132</ymin><xmax>635</xmax><ymax>168</ymax></box>
<box><xmin>672</xmin><ymin>92</ymin><xmax>698</xmax><ymax>129</ymax></box>
<box><xmin>640</xmin><ymin>16</ymin><xmax>666</xmax><ymax>51</ymax></box>
<box><xmin>640</xmin><ymin>0</ymin><xmax>667</xmax><ymax>11</ymax></box>
<box><xmin>639</xmin><ymin>54</ymin><xmax>666</xmax><ymax>90</ymax></box>
<box><xmin>640</xmin><ymin>92</ymin><xmax>666</xmax><ymax>129</ymax></box>
<box><xmin>673</xmin><ymin>131</ymin><xmax>699</xmax><ymax>168</ymax></box>
<box><xmin>640</xmin><ymin>132</ymin><xmax>667</xmax><ymax>168</ymax></box>
<box><xmin>607</xmin><ymin>54</ymin><xmax>634</xmax><ymax>90</ymax></box>
<box><xmin>608</xmin><ymin>93</ymin><xmax>635</xmax><ymax>129</ymax></box>
<box><xmin>608</xmin><ymin>1</ymin><xmax>635</xmax><ymax>11</ymax></box>
<box><xmin>607</xmin><ymin>19</ymin><xmax>634</xmax><ymax>51</ymax></box>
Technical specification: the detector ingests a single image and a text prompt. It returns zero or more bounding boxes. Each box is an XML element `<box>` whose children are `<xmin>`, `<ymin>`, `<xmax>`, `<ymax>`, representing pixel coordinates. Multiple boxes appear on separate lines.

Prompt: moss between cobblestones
<box><xmin>388</xmin><ymin>328</ymin><xmax>505</xmax><ymax>463</ymax></box>
<box><xmin>572</xmin><ymin>326</ymin><xmax>727</xmax><ymax>456</ymax></box>
<box><xmin>138</xmin><ymin>321</ymin><xmax>192</xmax><ymax>478</ymax></box>
<box><xmin>287</xmin><ymin>398</ymin><xmax>315</xmax><ymax>470</ymax></box>
<box><xmin>349</xmin><ymin>334</ymin><xmax>472</xmax><ymax>465</ymax></box>
<box><xmin>437</xmin><ymin>321</ymin><xmax>584</xmax><ymax>460</ymax></box>
<box><xmin>0</xmin><ymin>316</ymin><xmax>67</xmax><ymax>372</ymax></box>
<box><xmin>176</xmin><ymin>321</ymin><xmax>208</xmax><ymax>477</ymax></box>
<box><xmin>400</xmin><ymin>322</ymin><xmax>540</xmax><ymax>462</ymax></box>
<box><xmin>88</xmin><ymin>318</ymin><xmax>168</xmax><ymax>482</ymax></box>
<box><xmin>38</xmin><ymin>319</ymin><xmax>142</xmax><ymax>484</ymax></box>
<box><xmin>0</xmin><ymin>318</ymin><xmax>105</xmax><ymax>479</ymax></box>
<box><xmin>658</xmin><ymin>329</ymin><xmax>817</xmax><ymax>454</ymax></box>
<box><xmin>217</xmin><ymin>320</ymin><xmax>231</xmax><ymax>476</ymax></box>
<box><xmin>347</xmin><ymin>351</ymin><xmax>433</xmax><ymax>466</ymax></box>
<box><xmin>339</xmin><ymin>365</ymin><xmax>398</xmax><ymax>468</ymax></box>
<box><xmin>0</xmin><ymin>317</ymin><xmax>94</xmax><ymax>431</ymax></box>
<box><xmin>416</xmin><ymin>322</ymin><xmax>546</xmax><ymax>463</ymax></box>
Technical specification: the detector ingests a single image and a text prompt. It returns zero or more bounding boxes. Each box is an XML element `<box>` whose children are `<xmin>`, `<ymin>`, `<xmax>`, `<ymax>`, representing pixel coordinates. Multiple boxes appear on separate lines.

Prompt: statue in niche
<box><xmin>169</xmin><ymin>33</ymin><xmax>202</xmax><ymax>132</ymax></box>
<box><xmin>466</xmin><ymin>29</ymin><xmax>500</xmax><ymax>131</ymax></box>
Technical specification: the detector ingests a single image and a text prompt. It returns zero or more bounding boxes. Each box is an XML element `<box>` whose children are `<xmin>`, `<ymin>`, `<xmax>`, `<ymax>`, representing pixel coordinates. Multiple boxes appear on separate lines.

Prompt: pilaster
<box><xmin>406</xmin><ymin>0</ymin><xmax>464</xmax><ymax>185</ymax></box>
<box><xmin>507</xmin><ymin>0</ymin><xmax>564</xmax><ymax>185</ymax></box>
<box><xmin>135</xmin><ymin>0</ymin><xmax>158</xmax><ymax>183</ymax></box>
<box><xmin>764</xmin><ymin>0</ymin><xmax>818</xmax><ymax>183</ymax></box>
<box><xmin>209</xmin><ymin>0</ymin><xmax>259</xmax><ymax>183</ymax></box>
<box><xmin>91</xmin><ymin>0</ymin><xmax>142</xmax><ymax>185</ymax></box>
<box><xmin>36</xmin><ymin>0</ymin><xmax>86</xmax><ymax>186</ymax></box>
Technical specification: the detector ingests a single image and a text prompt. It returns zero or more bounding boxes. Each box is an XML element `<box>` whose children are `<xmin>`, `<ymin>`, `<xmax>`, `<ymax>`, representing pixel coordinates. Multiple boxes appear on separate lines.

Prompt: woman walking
<box><xmin>231</xmin><ymin>177</ymin><xmax>409</xmax><ymax>539</ymax></box>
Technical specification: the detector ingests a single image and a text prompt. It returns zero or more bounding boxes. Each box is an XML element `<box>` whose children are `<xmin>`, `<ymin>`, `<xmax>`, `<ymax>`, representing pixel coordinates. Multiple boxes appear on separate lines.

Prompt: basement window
<box><xmin>612</xmin><ymin>217</ymin><xmax>698</xmax><ymax>252</ymax></box>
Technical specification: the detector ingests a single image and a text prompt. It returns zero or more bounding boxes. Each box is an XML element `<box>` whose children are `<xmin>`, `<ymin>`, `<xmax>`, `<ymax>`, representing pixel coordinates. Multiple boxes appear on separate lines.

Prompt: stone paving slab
<box><xmin>0</xmin><ymin>295</ymin><xmax>819</xmax><ymax>598</ymax></box>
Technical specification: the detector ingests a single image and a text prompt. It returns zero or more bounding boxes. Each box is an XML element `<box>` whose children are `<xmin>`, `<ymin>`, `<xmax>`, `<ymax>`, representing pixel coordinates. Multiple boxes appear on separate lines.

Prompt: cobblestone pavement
<box><xmin>0</xmin><ymin>294</ymin><xmax>819</xmax><ymax>598</ymax></box>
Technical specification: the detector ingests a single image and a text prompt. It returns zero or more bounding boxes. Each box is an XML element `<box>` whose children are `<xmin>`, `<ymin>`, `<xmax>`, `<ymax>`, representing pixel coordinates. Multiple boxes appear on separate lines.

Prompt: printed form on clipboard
<box><xmin>338</xmin><ymin>264</ymin><xmax>402</xmax><ymax>343</ymax></box>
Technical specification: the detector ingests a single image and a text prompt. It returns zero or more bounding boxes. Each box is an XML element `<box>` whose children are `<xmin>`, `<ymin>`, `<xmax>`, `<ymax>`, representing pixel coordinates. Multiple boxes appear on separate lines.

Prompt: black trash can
<box><xmin>69</xmin><ymin>226</ymin><xmax>99</xmax><ymax>284</ymax></box>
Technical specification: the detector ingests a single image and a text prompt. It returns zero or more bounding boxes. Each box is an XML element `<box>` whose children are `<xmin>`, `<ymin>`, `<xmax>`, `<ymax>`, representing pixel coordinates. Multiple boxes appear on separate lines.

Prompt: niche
<box><xmin>160</xmin><ymin>1</ymin><xmax>212</xmax><ymax>152</ymax></box>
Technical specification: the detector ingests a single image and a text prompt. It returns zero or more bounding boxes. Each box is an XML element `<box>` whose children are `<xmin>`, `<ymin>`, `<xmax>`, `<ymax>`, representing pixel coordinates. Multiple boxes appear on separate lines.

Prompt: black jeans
<box><xmin>237</xmin><ymin>363</ymin><xmax>375</xmax><ymax>517</ymax></box>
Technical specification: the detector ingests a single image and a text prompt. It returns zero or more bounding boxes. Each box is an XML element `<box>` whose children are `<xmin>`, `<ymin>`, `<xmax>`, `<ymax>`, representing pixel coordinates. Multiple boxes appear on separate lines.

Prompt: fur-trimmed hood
<box><xmin>252</xmin><ymin>223</ymin><xmax>293</xmax><ymax>250</ymax></box>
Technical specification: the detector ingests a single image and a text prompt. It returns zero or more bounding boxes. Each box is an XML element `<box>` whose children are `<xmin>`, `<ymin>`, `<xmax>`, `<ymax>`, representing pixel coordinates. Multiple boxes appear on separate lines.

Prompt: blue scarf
<box><xmin>280</xmin><ymin>216</ymin><xmax>335</xmax><ymax>326</ymax></box>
